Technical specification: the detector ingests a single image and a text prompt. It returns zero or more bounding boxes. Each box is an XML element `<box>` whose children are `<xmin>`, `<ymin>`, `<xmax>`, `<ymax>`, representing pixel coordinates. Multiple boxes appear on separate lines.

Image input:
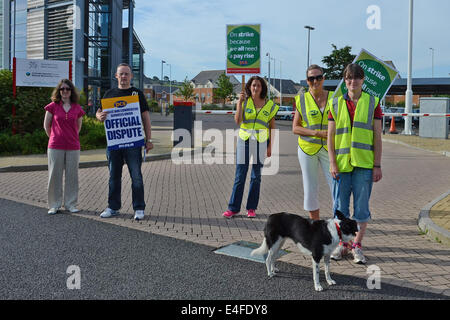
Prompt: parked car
<box><xmin>384</xmin><ymin>107</ymin><xmax>404</xmax><ymax>123</ymax></box>
<box><xmin>412</xmin><ymin>108</ymin><xmax>420</xmax><ymax>126</ymax></box>
<box><xmin>275</xmin><ymin>106</ymin><xmax>294</xmax><ymax>120</ymax></box>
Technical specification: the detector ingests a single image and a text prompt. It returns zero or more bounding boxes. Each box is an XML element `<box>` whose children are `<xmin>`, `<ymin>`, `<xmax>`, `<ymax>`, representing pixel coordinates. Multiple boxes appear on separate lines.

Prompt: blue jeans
<box><xmin>228</xmin><ymin>138</ymin><xmax>265</xmax><ymax>212</ymax></box>
<box><xmin>106</xmin><ymin>147</ymin><xmax>145</xmax><ymax>211</ymax></box>
<box><xmin>332</xmin><ymin>167</ymin><xmax>373</xmax><ymax>223</ymax></box>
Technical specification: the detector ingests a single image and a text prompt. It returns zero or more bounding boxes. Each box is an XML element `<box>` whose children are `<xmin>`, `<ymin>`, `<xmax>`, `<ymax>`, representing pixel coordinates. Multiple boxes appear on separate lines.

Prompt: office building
<box><xmin>2</xmin><ymin>0</ymin><xmax>145</xmax><ymax>112</ymax></box>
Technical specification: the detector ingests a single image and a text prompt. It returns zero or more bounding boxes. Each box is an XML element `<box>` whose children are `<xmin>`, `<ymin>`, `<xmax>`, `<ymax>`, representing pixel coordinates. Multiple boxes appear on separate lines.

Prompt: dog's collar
<box><xmin>335</xmin><ymin>222</ymin><xmax>342</xmax><ymax>241</ymax></box>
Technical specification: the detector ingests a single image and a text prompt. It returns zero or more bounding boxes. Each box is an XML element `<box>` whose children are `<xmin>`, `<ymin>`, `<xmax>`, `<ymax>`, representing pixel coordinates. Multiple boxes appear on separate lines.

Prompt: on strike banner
<box><xmin>101</xmin><ymin>95</ymin><xmax>145</xmax><ymax>150</ymax></box>
<box><xmin>226</xmin><ymin>24</ymin><xmax>261</xmax><ymax>74</ymax></box>
<box><xmin>332</xmin><ymin>49</ymin><xmax>399</xmax><ymax>100</ymax></box>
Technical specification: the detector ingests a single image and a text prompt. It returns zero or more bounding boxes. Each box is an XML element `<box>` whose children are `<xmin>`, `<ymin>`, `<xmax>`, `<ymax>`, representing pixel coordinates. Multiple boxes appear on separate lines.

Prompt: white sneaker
<box><xmin>134</xmin><ymin>210</ymin><xmax>144</xmax><ymax>221</ymax></box>
<box><xmin>352</xmin><ymin>246</ymin><xmax>367</xmax><ymax>264</ymax></box>
<box><xmin>100</xmin><ymin>208</ymin><xmax>119</xmax><ymax>218</ymax></box>
<box><xmin>48</xmin><ymin>208</ymin><xmax>59</xmax><ymax>215</ymax></box>
<box><xmin>330</xmin><ymin>243</ymin><xmax>349</xmax><ymax>261</ymax></box>
<box><xmin>67</xmin><ymin>207</ymin><xmax>80</xmax><ymax>213</ymax></box>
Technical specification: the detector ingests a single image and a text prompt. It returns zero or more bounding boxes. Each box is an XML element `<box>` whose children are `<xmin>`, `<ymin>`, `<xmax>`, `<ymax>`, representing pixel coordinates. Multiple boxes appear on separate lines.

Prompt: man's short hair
<box><xmin>116</xmin><ymin>63</ymin><xmax>132</xmax><ymax>72</ymax></box>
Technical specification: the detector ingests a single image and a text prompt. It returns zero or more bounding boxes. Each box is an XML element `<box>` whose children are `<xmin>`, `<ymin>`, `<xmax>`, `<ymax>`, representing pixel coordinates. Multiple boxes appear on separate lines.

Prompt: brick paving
<box><xmin>1</xmin><ymin>129</ymin><xmax>450</xmax><ymax>296</ymax></box>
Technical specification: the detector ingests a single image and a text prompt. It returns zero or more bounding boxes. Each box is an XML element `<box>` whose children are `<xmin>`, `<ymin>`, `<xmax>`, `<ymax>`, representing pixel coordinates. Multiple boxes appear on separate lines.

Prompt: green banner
<box><xmin>226</xmin><ymin>24</ymin><xmax>261</xmax><ymax>74</ymax></box>
<box><xmin>333</xmin><ymin>49</ymin><xmax>399</xmax><ymax>100</ymax></box>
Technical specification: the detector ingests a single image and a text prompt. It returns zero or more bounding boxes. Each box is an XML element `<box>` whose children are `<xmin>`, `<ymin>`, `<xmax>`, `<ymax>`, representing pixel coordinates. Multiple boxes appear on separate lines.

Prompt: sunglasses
<box><xmin>60</xmin><ymin>87</ymin><xmax>71</xmax><ymax>92</ymax></box>
<box><xmin>307</xmin><ymin>75</ymin><xmax>323</xmax><ymax>82</ymax></box>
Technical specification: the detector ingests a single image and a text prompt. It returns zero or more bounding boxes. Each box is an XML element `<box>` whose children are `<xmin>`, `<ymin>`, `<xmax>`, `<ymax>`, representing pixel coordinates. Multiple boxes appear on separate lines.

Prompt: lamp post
<box><xmin>304</xmin><ymin>25</ymin><xmax>315</xmax><ymax>69</ymax></box>
<box><xmin>266</xmin><ymin>52</ymin><xmax>271</xmax><ymax>99</ymax></box>
<box><xmin>429</xmin><ymin>47</ymin><xmax>434</xmax><ymax>78</ymax></box>
<box><xmin>167</xmin><ymin>63</ymin><xmax>172</xmax><ymax>105</ymax></box>
<box><xmin>271</xmin><ymin>57</ymin><xmax>276</xmax><ymax>102</ymax></box>
<box><xmin>279</xmin><ymin>60</ymin><xmax>282</xmax><ymax>107</ymax></box>
<box><xmin>161</xmin><ymin>60</ymin><xmax>166</xmax><ymax>83</ymax></box>
<box><xmin>161</xmin><ymin>60</ymin><xmax>166</xmax><ymax>115</ymax></box>
<box><xmin>404</xmin><ymin>0</ymin><xmax>413</xmax><ymax>135</ymax></box>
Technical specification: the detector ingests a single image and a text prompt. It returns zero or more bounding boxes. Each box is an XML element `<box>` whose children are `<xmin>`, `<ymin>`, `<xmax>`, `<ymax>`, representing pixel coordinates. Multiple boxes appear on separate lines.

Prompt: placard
<box><xmin>101</xmin><ymin>95</ymin><xmax>145</xmax><ymax>150</ymax></box>
<box><xmin>332</xmin><ymin>49</ymin><xmax>399</xmax><ymax>100</ymax></box>
<box><xmin>226</xmin><ymin>24</ymin><xmax>261</xmax><ymax>74</ymax></box>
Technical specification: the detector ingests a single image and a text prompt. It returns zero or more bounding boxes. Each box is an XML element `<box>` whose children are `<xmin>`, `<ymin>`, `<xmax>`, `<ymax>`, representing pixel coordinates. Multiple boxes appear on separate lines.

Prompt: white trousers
<box><xmin>47</xmin><ymin>148</ymin><xmax>80</xmax><ymax>210</ymax></box>
<box><xmin>297</xmin><ymin>147</ymin><xmax>333</xmax><ymax>212</ymax></box>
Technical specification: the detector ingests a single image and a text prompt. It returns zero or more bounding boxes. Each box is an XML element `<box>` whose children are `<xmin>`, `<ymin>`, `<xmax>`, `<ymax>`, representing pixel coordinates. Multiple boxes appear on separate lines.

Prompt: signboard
<box><xmin>101</xmin><ymin>95</ymin><xmax>145</xmax><ymax>150</ymax></box>
<box><xmin>332</xmin><ymin>49</ymin><xmax>399</xmax><ymax>100</ymax></box>
<box><xmin>15</xmin><ymin>58</ymin><xmax>70</xmax><ymax>87</ymax></box>
<box><xmin>226</xmin><ymin>24</ymin><xmax>261</xmax><ymax>74</ymax></box>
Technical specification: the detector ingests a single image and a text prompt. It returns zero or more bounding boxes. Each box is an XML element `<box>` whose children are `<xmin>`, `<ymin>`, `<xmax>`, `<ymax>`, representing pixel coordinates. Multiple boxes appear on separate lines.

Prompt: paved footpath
<box><xmin>1</xmin><ymin>116</ymin><xmax>450</xmax><ymax>297</ymax></box>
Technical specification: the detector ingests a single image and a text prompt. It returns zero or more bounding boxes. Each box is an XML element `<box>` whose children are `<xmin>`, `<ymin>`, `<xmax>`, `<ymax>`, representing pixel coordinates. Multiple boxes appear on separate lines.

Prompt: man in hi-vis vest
<box><xmin>327</xmin><ymin>64</ymin><xmax>383</xmax><ymax>265</ymax></box>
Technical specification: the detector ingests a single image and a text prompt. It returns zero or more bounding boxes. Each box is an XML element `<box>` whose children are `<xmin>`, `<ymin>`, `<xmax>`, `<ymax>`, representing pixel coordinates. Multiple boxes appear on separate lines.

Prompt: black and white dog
<box><xmin>251</xmin><ymin>210</ymin><xmax>358</xmax><ymax>291</ymax></box>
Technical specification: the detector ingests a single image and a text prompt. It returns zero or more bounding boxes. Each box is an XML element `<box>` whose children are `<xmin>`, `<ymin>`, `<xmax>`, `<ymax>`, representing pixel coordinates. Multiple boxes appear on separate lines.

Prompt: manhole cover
<box><xmin>214</xmin><ymin>240</ymin><xmax>288</xmax><ymax>263</ymax></box>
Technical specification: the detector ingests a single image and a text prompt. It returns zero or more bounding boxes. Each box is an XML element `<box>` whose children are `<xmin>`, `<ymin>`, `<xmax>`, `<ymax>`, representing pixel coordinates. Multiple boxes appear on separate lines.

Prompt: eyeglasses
<box><xmin>60</xmin><ymin>87</ymin><xmax>71</xmax><ymax>92</ymax></box>
<box><xmin>307</xmin><ymin>75</ymin><xmax>323</xmax><ymax>82</ymax></box>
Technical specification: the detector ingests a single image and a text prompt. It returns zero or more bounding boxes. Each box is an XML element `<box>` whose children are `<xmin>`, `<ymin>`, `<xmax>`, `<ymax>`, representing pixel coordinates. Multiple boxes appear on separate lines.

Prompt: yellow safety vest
<box><xmin>295</xmin><ymin>91</ymin><xmax>333</xmax><ymax>155</ymax></box>
<box><xmin>329</xmin><ymin>91</ymin><xmax>379</xmax><ymax>172</ymax></box>
<box><xmin>239</xmin><ymin>98</ymin><xmax>279</xmax><ymax>143</ymax></box>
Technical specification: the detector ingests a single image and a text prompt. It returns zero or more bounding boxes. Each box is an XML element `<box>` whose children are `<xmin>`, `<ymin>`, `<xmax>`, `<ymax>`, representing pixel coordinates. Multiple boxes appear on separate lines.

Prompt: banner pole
<box><xmin>242</xmin><ymin>75</ymin><xmax>245</xmax><ymax>92</ymax></box>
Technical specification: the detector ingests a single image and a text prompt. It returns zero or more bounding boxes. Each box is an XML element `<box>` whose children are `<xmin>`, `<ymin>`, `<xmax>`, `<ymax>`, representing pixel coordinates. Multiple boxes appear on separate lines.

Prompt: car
<box><xmin>384</xmin><ymin>107</ymin><xmax>404</xmax><ymax>123</ymax></box>
<box><xmin>275</xmin><ymin>106</ymin><xmax>294</xmax><ymax>120</ymax></box>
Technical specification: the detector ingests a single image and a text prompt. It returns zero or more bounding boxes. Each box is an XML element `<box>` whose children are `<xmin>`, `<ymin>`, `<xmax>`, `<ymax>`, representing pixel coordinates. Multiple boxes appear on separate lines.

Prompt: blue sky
<box><xmin>133</xmin><ymin>0</ymin><xmax>450</xmax><ymax>83</ymax></box>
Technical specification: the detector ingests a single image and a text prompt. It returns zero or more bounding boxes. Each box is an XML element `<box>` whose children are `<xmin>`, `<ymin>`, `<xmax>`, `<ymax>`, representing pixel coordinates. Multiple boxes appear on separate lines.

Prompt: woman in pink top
<box><xmin>43</xmin><ymin>79</ymin><xmax>85</xmax><ymax>214</ymax></box>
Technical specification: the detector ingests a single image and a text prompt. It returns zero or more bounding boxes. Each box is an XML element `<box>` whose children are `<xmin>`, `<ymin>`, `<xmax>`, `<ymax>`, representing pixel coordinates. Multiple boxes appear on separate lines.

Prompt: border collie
<box><xmin>251</xmin><ymin>210</ymin><xmax>358</xmax><ymax>291</ymax></box>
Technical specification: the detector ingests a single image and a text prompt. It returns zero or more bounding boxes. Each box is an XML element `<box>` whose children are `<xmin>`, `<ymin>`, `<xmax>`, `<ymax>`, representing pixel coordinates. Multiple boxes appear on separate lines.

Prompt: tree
<box><xmin>176</xmin><ymin>77</ymin><xmax>195</xmax><ymax>101</ymax></box>
<box><xmin>214</xmin><ymin>73</ymin><xmax>235</xmax><ymax>106</ymax></box>
<box><xmin>321</xmin><ymin>44</ymin><xmax>356</xmax><ymax>79</ymax></box>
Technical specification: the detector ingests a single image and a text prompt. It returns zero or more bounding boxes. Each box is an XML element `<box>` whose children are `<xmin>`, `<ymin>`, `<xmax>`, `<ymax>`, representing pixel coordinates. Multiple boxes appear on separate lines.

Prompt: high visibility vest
<box><xmin>239</xmin><ymin>98</ymin><xmax>279</xmax><ymax>143</ymax></box>
<box><xmin>295</xmin><ymin>91</ymin><xmax>333</xmax><ymax>155</ymax></box>
<box><xmin>329</xmin><ymin>91</ymin><xmax>379</xmax><ymax>172</ymax></box>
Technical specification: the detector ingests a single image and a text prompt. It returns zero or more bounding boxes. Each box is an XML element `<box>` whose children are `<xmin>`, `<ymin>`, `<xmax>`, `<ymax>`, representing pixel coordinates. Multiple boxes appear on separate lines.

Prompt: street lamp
<box><xmin>429</xmin><ymin>47</ymin><xmax>434</xmax><ymax>78</ymax></box>
<box><xmin>404</xmin><ymin>0</ymin><xmax>413</xmax><ymax>135</ymax></box>
<box><xmin>271</xmin><ymin>56</ymin><xmax>276</xmax><ymax>102</ymax></box>
<box><xmin>166</xmin><ymin>63</ymin><xmax>172</xmax><ymax>105</ymax></box>
<box><xmin>304</xmin><ymin>25</ymin><xmax>315</xmax><ymax>69</ymax></box>
<box><xmin>266</xmin><ymin>52</ymin><xmax>271</xmax><ymax>99</ymax></box>
<box><xmin>161</xmin><ymin>60</ymin><xmax>166</xmax><ymax>83</ymax></box>
<box><xmin>279</xmin><ymin>60</ymin><xmax>282</xmax><ymax>107</ymax></box>
<box><xmin>160</xmin><ymin>60</ymin><xmax>166</xmax><ymax>115</ymax></box>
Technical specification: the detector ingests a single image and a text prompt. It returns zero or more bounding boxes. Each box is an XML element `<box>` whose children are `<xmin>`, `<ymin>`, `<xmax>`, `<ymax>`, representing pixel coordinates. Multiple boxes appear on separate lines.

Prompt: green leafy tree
<box><xmin>214</xmin><ymin>73</ymin><xmax>235</xmax><ymax>106</ymax></box>
<box><xmin>176</xmin><ymin>77</ymin><xmax>195</xmax><ymax>101</ymax></box>
<box><xmin>321</xmin><ymin>44</ymin><xmax>356</xmax><ymax>79</ymax></box>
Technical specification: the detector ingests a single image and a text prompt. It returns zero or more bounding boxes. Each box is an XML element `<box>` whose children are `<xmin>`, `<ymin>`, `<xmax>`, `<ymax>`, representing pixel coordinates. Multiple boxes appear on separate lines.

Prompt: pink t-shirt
<box><xmin>44</xmin><ymin>101</ymin><xmax>85</xmax><ymax>150</ymax></box>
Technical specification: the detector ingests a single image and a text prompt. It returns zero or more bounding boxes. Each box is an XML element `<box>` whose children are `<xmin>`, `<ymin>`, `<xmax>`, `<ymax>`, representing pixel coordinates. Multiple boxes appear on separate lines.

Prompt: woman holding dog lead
<box><xmin>223</xmin><ymin>76</ymin><xmax>279</xmax><ymax>219</ymax></box>
<box><xmin>292</xmin><ymin>64</ymin><xmax>334</xmax><ymax>221</ymax></box>
<box><xmin>327</xmin><ymin>63</ymin><xmax>383</xmax><ymax>264</ymax></box>
<box><xmin>43</xmin><ymin>79</ymin><xmax>85</xmax><ymax>215</ymax></box>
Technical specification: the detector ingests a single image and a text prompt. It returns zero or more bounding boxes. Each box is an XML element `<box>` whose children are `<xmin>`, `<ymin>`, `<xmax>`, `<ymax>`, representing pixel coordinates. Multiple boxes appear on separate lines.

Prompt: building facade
<box><xmin>2</xmin><ymin>0</ymin><xmax>145</xmax><ymax>113</ymax></box>
<box><xmin>191</xmin><ymin>70</ymin><xmax>241</xmax><ymax>105</ymax></box>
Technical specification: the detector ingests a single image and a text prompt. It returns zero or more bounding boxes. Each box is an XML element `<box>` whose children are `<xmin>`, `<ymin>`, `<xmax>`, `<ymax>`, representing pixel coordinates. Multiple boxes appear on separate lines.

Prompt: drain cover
<box><xmin>214</xmin><ymin>241</ymin><xmax>288</xmax><ymax>263</ymax></box>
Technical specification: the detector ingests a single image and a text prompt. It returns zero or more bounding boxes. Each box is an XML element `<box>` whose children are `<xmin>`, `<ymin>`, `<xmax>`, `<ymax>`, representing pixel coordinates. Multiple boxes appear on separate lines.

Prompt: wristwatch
<box><xmin>146</xmin><ymin>139</ymin><xmax>153</xmax><ymax>143</ymax></box>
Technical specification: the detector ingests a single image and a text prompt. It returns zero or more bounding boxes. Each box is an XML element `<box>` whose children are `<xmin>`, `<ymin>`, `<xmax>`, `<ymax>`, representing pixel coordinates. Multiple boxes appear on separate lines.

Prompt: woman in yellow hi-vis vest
<box><xmin>223</xmin><ymin>76</ymin><xmax>279</xmax><ymax>219</ymax></box>
<box><xmin>293</xmin><ymin>65</ymin><xmax>333</xmax><ymax>221</ymax></box>
<box><xmin>328</xmin><ymin>63</ymin><xmax>383</xmax><ymax>264</ymax></box>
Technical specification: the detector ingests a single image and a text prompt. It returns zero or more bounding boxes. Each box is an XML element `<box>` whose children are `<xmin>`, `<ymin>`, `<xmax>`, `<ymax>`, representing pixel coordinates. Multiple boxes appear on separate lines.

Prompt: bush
<box><xmin>0</xmin><ymin>129</ymin><xmax>48</xmax><ymax>156</ymax></box>
<box><xmin>79</xmin><ymin>116</ymin><xmax>106</xmax><ymax>150</ymax></box>
<box><xmin>0</xmin><ymin>115</ymin><xmax>107</xmax><ymax>156</ymax></box>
